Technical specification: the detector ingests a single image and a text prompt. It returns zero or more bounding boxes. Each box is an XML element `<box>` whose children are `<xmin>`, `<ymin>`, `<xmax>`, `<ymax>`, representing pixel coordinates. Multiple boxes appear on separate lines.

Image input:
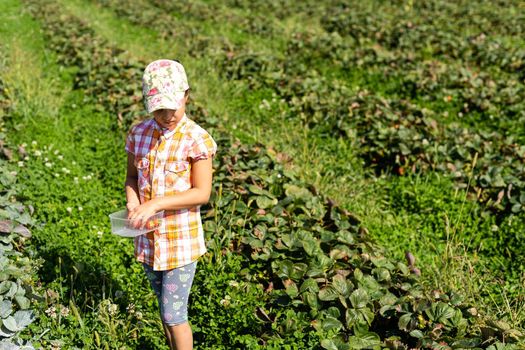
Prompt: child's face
<box><xmin>153</xmin><ymin>96</ymin><xmax>188</xmax><ymax>130</ymax></box>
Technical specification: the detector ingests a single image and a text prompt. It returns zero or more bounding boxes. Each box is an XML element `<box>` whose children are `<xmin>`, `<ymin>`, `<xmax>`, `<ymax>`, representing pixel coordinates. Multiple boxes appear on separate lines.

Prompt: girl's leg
<box><xmin>161</xmin><ymin>261</ymin><xmax>198</xmax><ymax>350</ymax></box>
<box><xmin>162</xmin><ymin>322</ymin><xmax>174</xmax><ymax>348</ymax></box>
<box><xmin>168</xmin><ymin>322</ymin><xmax>192</xmax><ymax>350</ymax></box>
<box><xmin>142</xmin><ymin>263</ymin><xmax>172</xmax><ymax>347</ymax></box>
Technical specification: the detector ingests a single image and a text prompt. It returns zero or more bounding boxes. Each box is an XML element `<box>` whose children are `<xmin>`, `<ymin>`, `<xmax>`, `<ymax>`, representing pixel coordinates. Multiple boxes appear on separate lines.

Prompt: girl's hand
<box><xmin>126</xmin><ymin>201</ymin><xmax>140</xmax><ymax>213</ymax></box>
<box><xmin>127</xmin><ymin>200</ymin><xmax>159</xmax><ymax>228</ymax></box>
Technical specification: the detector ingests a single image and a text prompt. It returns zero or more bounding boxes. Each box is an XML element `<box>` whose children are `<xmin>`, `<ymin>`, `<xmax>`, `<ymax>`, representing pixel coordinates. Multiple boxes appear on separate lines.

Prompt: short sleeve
<box><xmin>188</xmin><ymin>131</ymin><xmax>217</xmax><ymax>161</ymax></box>
<box><xmin>125</xmin><ymin>128</ymin><xmax>135</xmax><ymax>154</ymax></box>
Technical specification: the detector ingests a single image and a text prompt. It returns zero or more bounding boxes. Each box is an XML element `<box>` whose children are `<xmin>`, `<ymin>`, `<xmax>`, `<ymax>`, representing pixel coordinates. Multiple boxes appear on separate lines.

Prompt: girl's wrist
<box><xmin>151</xmin><ymin>197</ymin><xmax>164</xmax><ymax>212</ymax></box>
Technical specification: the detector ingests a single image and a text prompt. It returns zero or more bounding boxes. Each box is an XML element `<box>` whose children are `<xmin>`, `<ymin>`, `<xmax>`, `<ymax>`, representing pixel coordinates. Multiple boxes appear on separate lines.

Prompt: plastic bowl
<box><xmin>108</xmin><ymin>209</ymin><xmax>164</xmax><ymax>237</ymax></box>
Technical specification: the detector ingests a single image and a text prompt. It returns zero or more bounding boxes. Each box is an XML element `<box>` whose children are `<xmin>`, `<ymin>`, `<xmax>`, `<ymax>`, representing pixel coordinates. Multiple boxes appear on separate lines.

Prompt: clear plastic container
<box><xmin>108</xmin><ymin>209</ymin><xmax>164</xmax><ymax>237</ymax></box>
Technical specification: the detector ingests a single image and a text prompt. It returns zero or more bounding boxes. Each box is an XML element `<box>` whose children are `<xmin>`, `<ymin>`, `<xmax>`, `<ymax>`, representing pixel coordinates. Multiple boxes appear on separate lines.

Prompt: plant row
<box><xmin>20</xmin><ymin>0</ymin><xmax>524</xmax><ymax>348</ymax></box>
<box><xmin>0</xmin><ymin>68</ymin><xmax>39</xmax><ymax>349</ymax></box>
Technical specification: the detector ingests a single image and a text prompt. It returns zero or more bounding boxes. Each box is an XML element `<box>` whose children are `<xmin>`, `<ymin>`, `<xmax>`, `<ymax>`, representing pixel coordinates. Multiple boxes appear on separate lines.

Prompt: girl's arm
<box><xmin>128</xmin><ymin>157</ymin><xmax>213</xmax><ymax>221</ymax></box>
<box><xmin>125</xmin><ymin>152</ymin><xmax>141</xmax><ymax>212</ymax></box>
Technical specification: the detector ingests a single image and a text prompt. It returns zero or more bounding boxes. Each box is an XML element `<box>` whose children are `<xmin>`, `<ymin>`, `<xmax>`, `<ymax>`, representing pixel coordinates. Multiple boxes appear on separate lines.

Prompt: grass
<box><xmin>0</xmin><ymin>0</ymin><xmax>67</xmax><ymax>119</ymax></box>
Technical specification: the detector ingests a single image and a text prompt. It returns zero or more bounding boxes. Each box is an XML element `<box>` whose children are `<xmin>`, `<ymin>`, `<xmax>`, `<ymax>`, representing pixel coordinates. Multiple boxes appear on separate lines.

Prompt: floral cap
<box><xmin>142</xmin><ymin>59</ymin><xmax>190</xmax><ymax>113</ymax></box>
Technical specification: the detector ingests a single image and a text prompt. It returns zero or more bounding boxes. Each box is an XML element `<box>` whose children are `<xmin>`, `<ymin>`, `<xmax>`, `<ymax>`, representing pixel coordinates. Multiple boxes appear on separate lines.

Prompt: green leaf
<box><xmin>511</xmin><ymin>203</ymin><xmax>521</xmax><ymax>213</ymax></box>
<box><xmin>373</xmin><ymin>267</ymin><xmax>390</xmax><ymax>282</ymax></box>
<box><xmin>15</xmin><ymin>295</ymin><xmax>30</xmax><ymax>309</ymax></box>
<box><xmin>357</xmin><ymin>275</ymin><xmax>381</xmax><ymax>296</ymax></box>
<box><xmin>360</xmin><ymin>307</ymin><xmax>375</xmax><ymax>326</ymax></box>
<box><xmin>2</xmin><ymin>315</ymin><xmax>19</xmax><ymax>332</ymax></box>
<box><xmin>284</xmin><ymin>280</ymin><xmax>299</xmax><ymax>298</ymax></box>
<box><xmin>319</xmin><ymin>285</ymin><xmax>339</xmax><ymax>301</ymax></box>
<box><xmin>397</xmin><ymin>262</ymin><xmax>410</xmax><ymax>276</ymax></box>
<box><xmin>304</xmin><ymin>291</ymin><xmax>320</xmax><ymax>310</ymax></box>
<box><xmin>247</xmin><ymin>185</ymin><xmax>269</xmax><ymax>196</ymax></box>
<box><xmin>0</xmin><ymin>281</ymin><xmax>17</xmax><ymax>298</ymax></box>
<box><xmin>326</xmin><ymin>306</ymin><xmax>341</xmax><ymax>319</ymax></box>
<box><xmin>302</xmin><ymin>239</ymin><xmax>319</xmax><ymax>256</ymax></box>
<box><xmin>300</xmin><ymin>278</ymin><xmax>319</xmax><ymax>293</ymax></box>
<box><xmin>410</xmin><ymin>330</ymin><xmax>424</xmax><ymax>338</ymax></box>
<box><xmin>274</xmin><ymin>260</ymin><xmax>294</xmax><ymax>279</ymax></box>
<box><xmin>425</xmin><ymin>302</ymin><xmax>455</xmax><ymax>323</ymax></box>
<box><xmin>346</xmin><ymin>307</ymin><xmax>374</xmax><ymax>329</ymax></box>
<box><xmin>321</xmin><ymin>339</ymin><xmax>338</xmax><ymax>350</ymax></box>
<box><xmin>306</xmin><ymin>265</ymin><xmax>325</xmax><ymax>278</ymax></box>
<box><xmin>332</xmin><ymin>274</ymin><xmax>352</xmax><ymax>297</ymax></box>
<box><xmin>379</xmin><ymin>292</ymin><xmax>397</xmax><ymax>307</ymax></box>
<box><xmin>347</xmin><ymin>332</ymin><xmax>381</xmax><ymax>349</ymax></box>
<box><xmin>255</xmin><ymin>196</ymin><xmax>278</xmax><ymax>209</ymax></box>
<box><xmin>321</xmin><ymin>316</ymin><xmax>343</xmax><ymax>332</ymax></box>
<box><xmin>284</xmin><ymin>184</ymin><xmax>312</xmax><ymax>199</ymax></box>
<box><xmin>354</xmin><ymin>268</ymin><xmax>363</xmax><ymax>281</ymax></box>
<box><xmin>290</xmin><ymin>263</ymin><xmax>309</xmax><ymax>281</ymax></box>
<box><xmin>398</xmin><ymin>313</ymin><xmax>414</xmax><ymax>331</ymax></box>
<box><xmin>451</xmin><ymin>338</ymin><xmax>481</xmax><ymax>348</ymax></box>
<box><xmin>0</xmin><ymin>300</ymin><xmax>12</xmax><ymax>318</ymax></box>
<box><xmin>336</xmin><ymin>230</ymin><xmax>355</xmax><ymax>244</ymax></box>
<box><xmin>317</xmin><ymin>254</ymin><xmax>334</xmax><ymax>270</ymax></box>
<box><xmin>13</xmin><ymin>310</ymin><xmax>34</xmax><ymax>329</ymax></box>
<box><xmin>350</xmin><ymin>288</ymin><xmax>369</xmax><ymax>309</ymax></box>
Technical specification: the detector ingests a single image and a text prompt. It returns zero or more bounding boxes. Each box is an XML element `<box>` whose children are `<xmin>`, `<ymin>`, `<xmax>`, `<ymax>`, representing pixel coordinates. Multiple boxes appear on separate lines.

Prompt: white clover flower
<box><xmin>78</xmin><ymin>206</ymin><xmax>83</xmax><ymax>211</ymax></box>
<box><xmin>34</xmin><ymin>150</ymin><xmax>42</xmax><ymax>157</ymax></box>
<box><xmin>228</xmin><ymin>280</ymin><xmax>239</xmax><ymax>288</ymax></box>
<box><xmin>17</xmin><ymin>161</ymin><xmax>24</xmax><ymax>167</ymax></box>
<box><xmin>126</xmin><ymin>303</ymin><xmax>135</xmax><ymax>314</ymax></box>
<box><xmin>31</xmin><ymin>141</ymin><xmax>37</xmax><ymax>146</ymax></box>
<box><xmin>21</xmin><ymin>143</ymin><xmax>27</xmax><ymax>147</ymax></box>
<box><xmin>72</xmin><ymin>161</ymin><xmax>76</xmax><ymax>165</ymax></box>
<box><xmin>62</xmin><ymin>167</ymin><xmax>70</xmax><ymax>174</ymax></box>
<box><xmin>24</xmin><ymin>156</ymin><xmax>29</xmax><ymax>161</ymax></box>
<box><xmin>220</xmin><ymin>295</ymin><xmax>232</xmax><ymax>307</ymax></box>
<box><xmin>58</xmin><ymin>155</ymin><xmax>63</xmax><ymax>160</ymax></box>
<box><xmin>97</xmin><ymin>231</ymin><xmax>103</xmax><ymax>236</ymax></box>
<box><xmin>108</xmin><ymin>303</ymin><xmax>118</xmax><ymax>316</ymax></box>
<box><xmin>54</xmin><ymin>150</ymin><xmax>59</xmax><ymax>155</ymax></box>
<box><xmin>66</xmin><ymin>207</ymin><xmax>72</xmax><ymax>213</ymax></box>
<box><xmin>74</xmin><ymin>177</ymin><xmax>79</xmax><ymax>183</ymax></box>
<box><xmin>45</xmin><ymin>306</ymin><xmax>57</xmax><ymax>319</ymax></box>
<box><xmin>45</xmin><ymin>162</ymin><xmax>52</xmax><ymax>168</ymax></box>
<box><xmin>59</xmin><ymin>305</ymin><xmax>70</xmax><ymax>317</ymax></box>
<box><xmin>54</xmin><ymin>173</ymin><xmax>60</xmax><ymax>178</ymax></box>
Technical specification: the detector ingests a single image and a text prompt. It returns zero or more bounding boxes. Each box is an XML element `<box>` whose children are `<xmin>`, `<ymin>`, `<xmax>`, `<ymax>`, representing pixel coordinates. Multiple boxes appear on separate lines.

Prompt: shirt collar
<box><xmin>153</xmin><ymin>113</ymin><xmax>188</xmax><ymax>139</ymax></box>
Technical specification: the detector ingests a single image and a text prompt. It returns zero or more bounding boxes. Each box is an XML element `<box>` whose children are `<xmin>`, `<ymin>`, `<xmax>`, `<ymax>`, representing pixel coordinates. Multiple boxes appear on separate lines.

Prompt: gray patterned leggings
<box><xmin>142</xmin><ymin>261</ymin><xmax>197</xmax><ymax>325</ymax></box>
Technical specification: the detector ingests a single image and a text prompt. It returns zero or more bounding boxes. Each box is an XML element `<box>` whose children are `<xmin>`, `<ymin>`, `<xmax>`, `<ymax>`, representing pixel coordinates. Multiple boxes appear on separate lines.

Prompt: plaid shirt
<box><xmin>125</xmin><ymin>114</ymin><xmax>217</xmax><ymax>270</ymax></box>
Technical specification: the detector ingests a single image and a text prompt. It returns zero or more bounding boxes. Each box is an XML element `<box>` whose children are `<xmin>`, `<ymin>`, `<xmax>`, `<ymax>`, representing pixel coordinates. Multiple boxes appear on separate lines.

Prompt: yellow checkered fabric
<box><xmin>125</xmin><ymin>114</ymin><xmax>217</xmax><ymax>270</ymax></box>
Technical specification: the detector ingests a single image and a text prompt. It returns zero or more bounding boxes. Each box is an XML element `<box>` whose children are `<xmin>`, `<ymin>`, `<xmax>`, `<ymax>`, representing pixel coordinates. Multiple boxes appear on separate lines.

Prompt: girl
<box><xmin>124</xmin><ymin>59</ymin><xmax>217</xmax><ymax>350</ymax></box>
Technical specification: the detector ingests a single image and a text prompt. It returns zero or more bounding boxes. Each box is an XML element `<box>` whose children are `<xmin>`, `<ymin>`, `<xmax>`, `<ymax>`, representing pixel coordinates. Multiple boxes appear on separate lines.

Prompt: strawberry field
<box><xmin>0</xmin><ymin>0</ymin><xmax>524</xmax><ymax>349</ymax></box>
